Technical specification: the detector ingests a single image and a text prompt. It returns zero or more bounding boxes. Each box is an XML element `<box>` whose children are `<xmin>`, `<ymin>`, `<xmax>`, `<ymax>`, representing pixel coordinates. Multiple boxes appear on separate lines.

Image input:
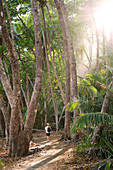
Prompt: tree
<box><xmin>0</xmin><ymin>0</ymin><xmax>42</xmax><ymax>157</ymax></box>
<box><xmin>54</xmin><ymin>0</ymin><xmax>71</xmax><ymax>139</ymax></box>
<box><xmin>59</xmin><ymin>0</ymin><xmax>78</xmax><ymax>100</ymax></box>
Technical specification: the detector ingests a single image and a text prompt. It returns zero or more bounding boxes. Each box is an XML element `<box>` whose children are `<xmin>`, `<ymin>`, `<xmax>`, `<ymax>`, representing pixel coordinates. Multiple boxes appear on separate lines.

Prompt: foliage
<box><xmin>70</xmin><ymin>112</ymin><xmax>113</xmax><ymax>162</ymax></box>
<box><xmin>1</xmin><ymin>0</ymin><xmax>113</xmax><ymax>142</ymax></box>
<box><xmin>69</xmin><ymin>64</ymin><xmax>113</xmax><ymax>162</ymax></box>
<box><xmin>74</xmin><ymin>131</ymin><xmax>92</xmax><ymax>153</ymax></box>
<box><xmin>67</xmin><ymin>66</ymin><xmax>113</xmax><ymax>114</ymax></box>
<box><xmin>92</xmin><ymin>160</ymin><xmax>112</xmax><ymax>170</ymax></box>
<box><xmin>71</xmin><ymin>112</ymin><xmax>113</xmax><ymax>132</ymax></box>
<box><xmin>0</xmin><ymin>159</ymin><xmax>6</xmax><ymax>168</ymax></box>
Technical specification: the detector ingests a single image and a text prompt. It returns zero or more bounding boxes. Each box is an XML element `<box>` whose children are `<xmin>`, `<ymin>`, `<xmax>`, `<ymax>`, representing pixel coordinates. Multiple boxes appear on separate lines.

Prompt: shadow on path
<box><xmin>26</xmin><ymin>144</ymin><xmax>69</xmax><ymax>170</ymax></box>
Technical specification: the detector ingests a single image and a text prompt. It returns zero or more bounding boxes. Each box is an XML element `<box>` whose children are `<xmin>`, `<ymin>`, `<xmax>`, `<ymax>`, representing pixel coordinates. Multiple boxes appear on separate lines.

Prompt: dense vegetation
<box><xmin>0</xmin><ymin>0</ymin><xmax>113</xmax><ymax>167</ymax></box>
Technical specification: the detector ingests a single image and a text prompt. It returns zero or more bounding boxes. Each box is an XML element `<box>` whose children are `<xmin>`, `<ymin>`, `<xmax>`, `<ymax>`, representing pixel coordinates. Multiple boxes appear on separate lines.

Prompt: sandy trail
<box><xmin>6</xmin><ymin>132</ymin><xmax>76</xmax><ymax>170</ymax></box>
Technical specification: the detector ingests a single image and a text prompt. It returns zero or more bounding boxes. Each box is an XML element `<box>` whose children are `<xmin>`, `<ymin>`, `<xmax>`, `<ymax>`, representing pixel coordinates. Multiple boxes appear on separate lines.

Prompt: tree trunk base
<box><xmin>9</xmin><ymin>131</ymin><xmax>32</xmax><ymax>157</ymax></box>
<box><xmin>91</xmin><ymin>124</ymin><xmax>103</xmax><ymax>144</ymax></box>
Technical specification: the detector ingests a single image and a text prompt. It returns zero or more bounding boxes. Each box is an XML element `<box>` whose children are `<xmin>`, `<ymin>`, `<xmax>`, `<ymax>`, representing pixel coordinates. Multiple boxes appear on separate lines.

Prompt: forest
<box><xmin>0</xmin><ymin>0</ymin><xmax>113</xmax><ymax>169</ymax></box>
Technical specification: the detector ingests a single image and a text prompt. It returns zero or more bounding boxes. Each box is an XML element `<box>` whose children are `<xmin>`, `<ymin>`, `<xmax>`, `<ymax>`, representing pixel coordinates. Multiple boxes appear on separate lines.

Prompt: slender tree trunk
<box><xmin>96</xmin><ymin>30</ymin><xmax>99</xmax><ymax>71</ymax></box>
<box><xmin>0</xmin><ymin>59</ymin><xmax>13</xmax><ymax>108</ymax></box>
<box><xmin>102</xmin><ymin>26</ymin><xmax>106</xmax><ymax>65</ymax></box>
<box><xmin>43</xmin><ymin>45</ymin><xmax>48</xmax><ymax>127</ymax></box>
<box><xmin>60</xmin><ymin>0</ymin><xmax>79</xmax><ymax>119</ymax></box>
<box><xmin>89</xmin><ymin>33</ymin><xmax>93</xmax><ymax>71</ymax></box>
<box><xmin>42</xmin><ymin>31</ymin><xmax>58</xmax><ymax>131</ymax></box>
<box><xmin>0</xmin><ymin>95</ymin><xmax>10</xmax><ymax>143</ymax></box>
<box><xmin>42</xmin><ymin>7</ymin><xmax>66</xmax><ymax>105</ymax></box>
<box><xmin>59</xmin><ymin>0</ymin><xmax>78</xmax><ymax>100</ymax></box>
<box><xmin>26</xmin><ymin>71</ymin><xmax>30</xmax><ymax>106</ymax></box>
<box><xmin>21</xmin><ymin>85</ymin><xmax>28</xmax><ymax>108</ymax></box>
<box><xmin>3</xmin><ymin>0</ymin><xmax>17</xmax><ymax>58</ymax></box>
<box><xmin>54</xmin><ymin>0</ymin><xmax>70</xmax><ymax>138</ymax></box>
<box><xmin>57</xmin><ymin>51</ymin><xmax>64</xmax><ymax>79</ymax></box>
<box><xmin>44</xmin><ymin>96</ymin><xmax>47</xmax><ymax>126</ymax></box>
<box><xmin>0</xmin><ymin>45</ymin><xmax>11</xmax><ymax>143</ymax></box>
<box><xmin>46</xmin><ymin>6</ymin><xmax>63</xmax><ymax>45</ymax></box>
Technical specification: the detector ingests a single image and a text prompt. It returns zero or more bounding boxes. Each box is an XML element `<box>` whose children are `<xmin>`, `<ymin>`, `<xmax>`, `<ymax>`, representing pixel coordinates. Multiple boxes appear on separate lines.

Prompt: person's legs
<box><xmin>46</xmin><ymin>133</ymin><xmax>50</xmax><ymax>141</ymax></box>
<box><xmin>47</xmin><ymin>135</ymin><xmax>49</xmax><ymax>141</ymax></box>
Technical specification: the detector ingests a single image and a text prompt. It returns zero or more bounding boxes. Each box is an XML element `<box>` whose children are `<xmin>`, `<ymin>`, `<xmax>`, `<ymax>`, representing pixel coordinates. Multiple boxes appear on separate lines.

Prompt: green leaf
<box><xmin>106</xmin><ymin>161</ymin><xmax>111</xmax><ymax>170</ymax></box>
<box><xmin>0</xmin><ymin>159</ymin><xmax>6</xmax><ymax>167</ymax></box>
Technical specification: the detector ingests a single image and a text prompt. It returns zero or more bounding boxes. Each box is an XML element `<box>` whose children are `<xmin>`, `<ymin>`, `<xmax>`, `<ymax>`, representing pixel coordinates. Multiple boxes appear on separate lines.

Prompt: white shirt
<box><xmin>45</xmin><ymin>126</ymin><xmax>51</xmax><ymax>133</ymax></box>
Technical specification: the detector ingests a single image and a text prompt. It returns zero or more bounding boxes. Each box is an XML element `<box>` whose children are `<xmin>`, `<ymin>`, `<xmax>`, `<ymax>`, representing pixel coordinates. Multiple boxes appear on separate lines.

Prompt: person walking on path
<box><xmin>45</xmin><ymin>123</ymin><xmax>51</xmax><ymax>142</ymax></box>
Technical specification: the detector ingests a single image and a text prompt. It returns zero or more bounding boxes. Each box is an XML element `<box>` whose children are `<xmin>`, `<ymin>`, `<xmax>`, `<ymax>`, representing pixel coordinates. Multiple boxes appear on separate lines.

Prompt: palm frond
<box><xmin>78</xmin><ymin>112</ymin><xmax>113</xmax><ymax>128</ymax></box>
<box><xmin>70</xmin><ymin>113</ymin><xmax>113</xmax><ymax>134</ymax></box>
<box><xmin>66</xmin><ymin>99</ymin><xmax>79</xmax><ymax>112</ymax></box>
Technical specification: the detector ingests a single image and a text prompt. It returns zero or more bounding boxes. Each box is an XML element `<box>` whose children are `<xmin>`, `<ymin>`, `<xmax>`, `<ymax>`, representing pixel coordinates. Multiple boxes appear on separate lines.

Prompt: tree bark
<box><xmin>59</xmin><ymin>0</ymin><xmax>78</xmax><ymax>100</ymax></box>
<box><xmin>26</xmin><ymin>71</ymin><xmax>30</xmax><ymax>106</ymax></box>
<box><xmin>24</xmin><ymin>0</ymin><xmax>43</xmax><ymax>144</ymax></box>
<box><xmin>42</xmin><ymin>7</ymin><xmax>66</xmax><ymax>105</ymax></box>
<box><xmin>54</xmin><ymin>0</ymin><xmax>70</xmax><ymax>138</ymax></box>
<box><xmin>0</xmin><ymin>59</ymin><xmax>13</xmax><ymax>108</ymax></box>
<box><xmin>42</xmin><ymin>30</ymin><xmax>58</xmax><ymax>131</ymax></box>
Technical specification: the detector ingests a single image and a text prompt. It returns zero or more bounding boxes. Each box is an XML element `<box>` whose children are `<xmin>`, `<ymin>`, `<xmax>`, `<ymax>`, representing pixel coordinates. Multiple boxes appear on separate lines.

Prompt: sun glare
<box><xmin>94</xmin><ymin>0</ymin><xmax>113</xmax><ymax>39</ymax></box>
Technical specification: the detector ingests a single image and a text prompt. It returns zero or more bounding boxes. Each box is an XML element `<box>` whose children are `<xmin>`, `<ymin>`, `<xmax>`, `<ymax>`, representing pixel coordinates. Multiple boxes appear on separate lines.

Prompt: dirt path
<box><xmin>3</xmin><ymin>132</ymin><xmax>76</xmax><ymax>170</ymax></box>
<box><xmin>0</xmin><ymin>131</ymin><xmax>102</xmax><ymax>169</ymax></box>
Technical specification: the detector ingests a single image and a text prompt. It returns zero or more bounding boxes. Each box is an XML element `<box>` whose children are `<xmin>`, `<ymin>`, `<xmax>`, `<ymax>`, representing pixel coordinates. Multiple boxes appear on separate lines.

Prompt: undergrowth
<box><xmin>70</xmin><ymin>113</ymin><xmax>113</xmax><ymax>169</ymax></box>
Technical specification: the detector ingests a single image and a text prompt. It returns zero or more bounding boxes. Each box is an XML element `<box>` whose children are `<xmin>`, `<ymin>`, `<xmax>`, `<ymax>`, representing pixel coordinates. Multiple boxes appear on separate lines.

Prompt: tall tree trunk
<box><xmin>59</xmin><ymin>0</ymin><xmax>78</xmax><ymax>100</ymax></box>
<box><xmin>42</xmin><ymin>7</ymin><xmax>66</xmax><ymax>105</ymax></box>
<box><xmin>42</xmin><ymin>31</ymin><xmax>58</xmax><ymax>131</ymax></box>
<box><xmin>23</xmin><ymin>0</ymin><xmax>43</xmax><ymax>152</ymax></box>
<box><xmin>64</xmin><ymin>56</ymin><xmax>70</xmax><ymax>139</ymax></box>
<box><xmin>42</xmin><ymin>6</ymin><xmax>67</xmax><ymax>131</ymax></box>
<box><xmin>59</xmin><ymin>0</ymin><xmax>78</xmax><ymax>120</ymax></box>
<box><xmin>54</xmin><ymin>0</ymin><xmax>70</xmax><ymax>138</ymax></box>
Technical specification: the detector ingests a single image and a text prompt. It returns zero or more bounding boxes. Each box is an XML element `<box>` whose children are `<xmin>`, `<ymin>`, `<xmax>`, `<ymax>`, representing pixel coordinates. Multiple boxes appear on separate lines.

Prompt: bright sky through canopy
<box><xmin>94</xmin><ymin>0</ymin><xmax>113</xmax><ymax>39</ymax></box>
